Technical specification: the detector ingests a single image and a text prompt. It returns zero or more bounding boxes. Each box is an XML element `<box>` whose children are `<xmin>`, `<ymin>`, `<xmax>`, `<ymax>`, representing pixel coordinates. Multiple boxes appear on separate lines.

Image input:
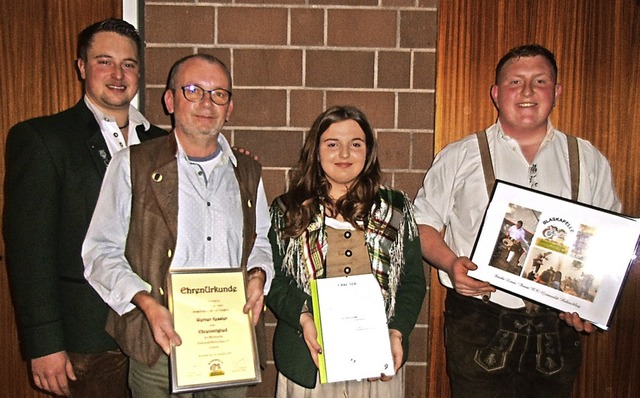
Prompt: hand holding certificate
<box><xmin>167</xmin><ymin>268</ymin><xmax>261</xmax><ymax>393</ymax></box>
<box><xmin>310</xmin><ymin>274</ymin><xmax>395</xmax><ymax>384</ymax></box>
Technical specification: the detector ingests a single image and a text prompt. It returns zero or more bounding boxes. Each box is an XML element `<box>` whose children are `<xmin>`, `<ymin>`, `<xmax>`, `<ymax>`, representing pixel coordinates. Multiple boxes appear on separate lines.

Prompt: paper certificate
<box><xmin>311</xmin><ymin>274</ymin><xmax>395</xmax><ymax>384</ymax></box>
<box><xmin>167</xmin><ymin>268</ymin><xmax>260</xmax><ymax>393</ymax></box>
<box><xmin>470</xmin><ymin>180</ymin><xmax>640</xmax><ymax>329</ymax></box>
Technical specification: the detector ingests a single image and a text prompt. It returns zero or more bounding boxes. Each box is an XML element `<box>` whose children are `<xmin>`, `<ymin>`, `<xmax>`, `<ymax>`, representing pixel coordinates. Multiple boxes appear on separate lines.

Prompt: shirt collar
<box><xmin>495</xmin><ymin>119</ymin><xmax>557</xmax><ymax>144</ymax></box>
<box><xmin>83</xmin><ymin>95</ymin><xmax>151</xmax><ymax>131</ymax></box>
<box><xmin>174</xmin><ymin>132</ymin><xmax>237</xmax><ymax>167</ymax></box>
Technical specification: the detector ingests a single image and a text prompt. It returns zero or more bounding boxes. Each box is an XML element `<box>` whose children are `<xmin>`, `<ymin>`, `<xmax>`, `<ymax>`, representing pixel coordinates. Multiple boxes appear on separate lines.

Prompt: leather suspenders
<box><xmin>567</xmin><ymin>134</ymin><xmax>580</xmax><ymax>202</ymax></box>
<box><xmin>476</xmin><ymin>130</ymin><xmax>497</xmax><ymax>196</ymax></box>
<box><xmin>475</xmin><ymin>130</ymin><xmax>580</xmax><ymax>201</ymax></box>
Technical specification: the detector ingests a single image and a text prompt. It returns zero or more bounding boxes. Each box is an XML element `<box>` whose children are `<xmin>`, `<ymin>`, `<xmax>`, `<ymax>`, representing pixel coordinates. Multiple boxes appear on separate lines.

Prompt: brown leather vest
<box><xmin>105</xmin><ymin>134</ymin><xmax>262</xmax><ymax>366</ymax></box>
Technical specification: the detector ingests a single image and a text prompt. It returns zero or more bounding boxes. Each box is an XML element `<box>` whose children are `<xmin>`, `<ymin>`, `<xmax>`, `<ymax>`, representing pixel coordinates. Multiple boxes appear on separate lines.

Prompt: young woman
<box><xmin>266</xmin><ymin>106</ymin><xmax>426</xmax><ymax>397</ymax></box>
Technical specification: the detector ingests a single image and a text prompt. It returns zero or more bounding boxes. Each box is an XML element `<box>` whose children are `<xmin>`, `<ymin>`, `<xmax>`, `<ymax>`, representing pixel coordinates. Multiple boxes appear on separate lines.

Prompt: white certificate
<box><xmin>311</xmin><ymin>274</ymin><xmax>395</xmax><ymax>384</ymax></box>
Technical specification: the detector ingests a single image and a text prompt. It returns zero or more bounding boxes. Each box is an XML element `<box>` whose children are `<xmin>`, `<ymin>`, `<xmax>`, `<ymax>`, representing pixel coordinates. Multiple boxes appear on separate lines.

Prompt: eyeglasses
<box><xmin>181</xmin><ymin>84</ymin><xmax>232</xmax><ymax>106</ymax></box>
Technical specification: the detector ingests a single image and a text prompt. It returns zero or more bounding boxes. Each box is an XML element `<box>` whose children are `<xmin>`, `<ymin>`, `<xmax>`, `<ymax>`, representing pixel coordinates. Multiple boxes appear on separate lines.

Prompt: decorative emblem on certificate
<box><xmin>311</xmin><ymin>274</ymin><xmax>394</xmax><ymax>383</ymax></box>
<box><xmin>470</xmin><ymin>180</ymin><xmax>640</xmax><ymax>329</ymax></box>
<box><xmin>167</xmin><ymin>268</ymin><xmax>261</xmax><ymax>393</ymax></box>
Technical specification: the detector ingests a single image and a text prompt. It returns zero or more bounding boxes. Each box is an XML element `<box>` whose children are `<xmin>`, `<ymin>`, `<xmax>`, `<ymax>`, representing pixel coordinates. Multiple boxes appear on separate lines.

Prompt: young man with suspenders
<box><xmin>413</xmin><ymin>44</ymin><xmax>621</xmax><ymax>398</ymax></box>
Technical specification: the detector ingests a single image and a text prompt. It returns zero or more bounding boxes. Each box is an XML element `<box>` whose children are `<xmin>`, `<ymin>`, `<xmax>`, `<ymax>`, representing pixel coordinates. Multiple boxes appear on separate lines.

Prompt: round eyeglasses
<box><xmin>181</xmin><ymin>84</ymin><xmax>232</xmax><ymax>106</ymax></box>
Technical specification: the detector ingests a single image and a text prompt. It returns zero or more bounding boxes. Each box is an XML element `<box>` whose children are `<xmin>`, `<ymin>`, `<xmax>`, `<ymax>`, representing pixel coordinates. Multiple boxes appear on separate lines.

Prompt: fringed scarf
<box><xmin>271</xmin><ymin>186</ymin><xmax>418</xmax><ymax>320</ymax></box>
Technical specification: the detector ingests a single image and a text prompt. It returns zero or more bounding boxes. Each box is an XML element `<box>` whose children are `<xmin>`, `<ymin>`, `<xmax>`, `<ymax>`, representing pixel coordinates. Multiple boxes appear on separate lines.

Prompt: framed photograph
<box><xmin>167</xmin><ymin>268</ymin><xmax>261</xmax><ymax>393</ymax></box>
<box><xmin>470</xmin><ymin>180</ymin><xmax>640</xmax><ymax>330</ymax></box>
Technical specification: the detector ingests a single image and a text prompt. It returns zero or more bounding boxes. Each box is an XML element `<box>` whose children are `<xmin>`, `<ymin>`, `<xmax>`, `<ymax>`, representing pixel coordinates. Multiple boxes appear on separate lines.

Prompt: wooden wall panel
<box><xmin>0</xmin><ymin>1</ymin><xmax>120</xmax><ymax>396</ymax></box>
<box><xmin>432</xmin><ymin>0</ymin><xmax>640</xmax><ymax>396</ymax></box>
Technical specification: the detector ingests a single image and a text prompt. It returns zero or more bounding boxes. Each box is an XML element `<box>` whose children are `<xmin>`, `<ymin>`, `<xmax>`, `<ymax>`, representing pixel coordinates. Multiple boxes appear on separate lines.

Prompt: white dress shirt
<box><xmin>507</xmin><ymin>225</ymin><xmax>526</xmax><ymax>242</ymax></box>
<box><xmin>84</xmin><ymin>95</ymin><xmax>148</xmax><ymax>155</ymax></box>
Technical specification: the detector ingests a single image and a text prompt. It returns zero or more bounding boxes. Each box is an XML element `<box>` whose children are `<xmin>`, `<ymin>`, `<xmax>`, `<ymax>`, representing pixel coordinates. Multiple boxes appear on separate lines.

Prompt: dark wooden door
<box><xmin>1</xmin><ymin>1</ymin><xmax>120</xmax><ymax>396</ymax></box>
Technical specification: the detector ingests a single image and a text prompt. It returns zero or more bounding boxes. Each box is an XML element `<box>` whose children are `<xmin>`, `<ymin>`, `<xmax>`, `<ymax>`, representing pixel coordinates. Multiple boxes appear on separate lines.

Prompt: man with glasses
<box><xmin>82</xmin><ymin>54</ymin><xmax>274</xmax><ymax>397</ymax></box>
<box><xmin>4</xmin><ymin>19</ymin><xmax>166</xmax><ymax>397</ymax></box>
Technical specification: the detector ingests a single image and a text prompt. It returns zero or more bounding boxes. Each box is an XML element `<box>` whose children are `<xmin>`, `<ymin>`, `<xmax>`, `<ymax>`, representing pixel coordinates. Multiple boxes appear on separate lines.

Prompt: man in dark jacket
<box><xmin>3</xmin><ymin>19</ymin><xmax>166</xmax><ymax>397</ymax></box>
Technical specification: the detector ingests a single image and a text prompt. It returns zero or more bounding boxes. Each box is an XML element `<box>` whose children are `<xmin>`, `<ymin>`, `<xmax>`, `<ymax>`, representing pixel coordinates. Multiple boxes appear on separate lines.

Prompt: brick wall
<box><xmin>141</xmin><ymin>1</ymin><xmax>437</xmax><ymax>396</ymax></box>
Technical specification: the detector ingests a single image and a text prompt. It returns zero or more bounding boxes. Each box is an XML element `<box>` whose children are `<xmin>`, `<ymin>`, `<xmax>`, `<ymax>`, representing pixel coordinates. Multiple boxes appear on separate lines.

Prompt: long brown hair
<box><xmin>278</xmin><ymin>105</ymin><xmax>382</xmax><ymax>237</ymax></box>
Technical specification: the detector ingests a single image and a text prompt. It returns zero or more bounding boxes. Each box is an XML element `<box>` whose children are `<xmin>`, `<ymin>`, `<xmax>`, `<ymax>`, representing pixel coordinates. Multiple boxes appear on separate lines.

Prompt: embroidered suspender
<box><xmin>475</xmin><ymin>130</ymin><xmax>580</xmax><ymax>201</ymax></box>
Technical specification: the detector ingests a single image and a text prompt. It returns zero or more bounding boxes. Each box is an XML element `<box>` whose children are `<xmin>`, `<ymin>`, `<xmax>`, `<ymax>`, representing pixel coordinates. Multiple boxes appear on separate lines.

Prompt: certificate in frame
<box><xmin>470</xmin><ymin>180</ymin><xmax>640</xmax><ymax>330</ymax></box>
<box><xmin>167</xmin><ymin>268</ymin><xmax>261</xmax><ymax>393</ymax></box>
